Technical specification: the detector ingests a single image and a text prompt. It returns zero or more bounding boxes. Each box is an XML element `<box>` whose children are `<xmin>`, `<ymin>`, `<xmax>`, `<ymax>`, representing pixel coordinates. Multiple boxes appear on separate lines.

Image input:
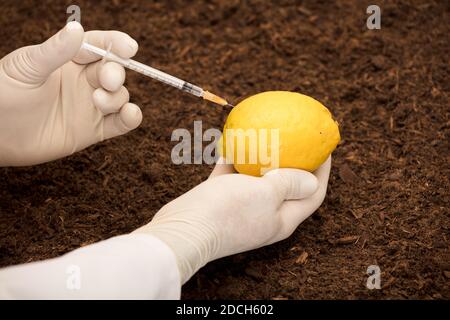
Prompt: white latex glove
<box><xmin>134</xmin><ymin>157</ymin><xmax>331</xmax><ymax>284</ymax></box>
<box><xmin>0</xmin><ymin>21</ymin><xmax>142</xmax><ymax>166</ymax></box>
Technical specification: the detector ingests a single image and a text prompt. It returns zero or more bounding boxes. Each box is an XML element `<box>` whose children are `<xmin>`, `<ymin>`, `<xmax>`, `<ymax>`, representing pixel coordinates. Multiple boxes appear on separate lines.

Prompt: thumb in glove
<box><xmin>3</xmin><ymin>21</ymin><xmax>84</xmax><ymax>84</ymax></box>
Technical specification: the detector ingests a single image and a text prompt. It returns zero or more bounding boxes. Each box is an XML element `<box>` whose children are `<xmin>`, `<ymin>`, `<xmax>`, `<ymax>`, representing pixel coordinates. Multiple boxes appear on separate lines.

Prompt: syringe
<box><xmin>81</xmin><ymin>42</ymin><xmax>233</xmax><ymax>107</ymax></box>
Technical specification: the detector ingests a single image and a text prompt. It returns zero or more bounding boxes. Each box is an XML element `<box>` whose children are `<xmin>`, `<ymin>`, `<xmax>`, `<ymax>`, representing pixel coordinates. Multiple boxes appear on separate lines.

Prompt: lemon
<box><xmin>219</xmin><ymin>91</ymin><xmax>340</xmax><ymax>176</ymax></box>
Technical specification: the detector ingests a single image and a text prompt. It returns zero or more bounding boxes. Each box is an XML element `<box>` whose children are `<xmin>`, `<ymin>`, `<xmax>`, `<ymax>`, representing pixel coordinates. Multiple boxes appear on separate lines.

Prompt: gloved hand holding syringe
<box><xmin>81</xmin><ymin>42</ymin><xmax>233</xmax><ymax>107</ymax></box>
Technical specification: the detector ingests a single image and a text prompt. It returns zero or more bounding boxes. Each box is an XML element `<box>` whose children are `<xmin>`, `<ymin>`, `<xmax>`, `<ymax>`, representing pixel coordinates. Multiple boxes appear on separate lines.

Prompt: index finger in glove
<box><xmin>74</xmin><ymin>30</ymin><xmax>138</xmax><ymax>64</ymax></box>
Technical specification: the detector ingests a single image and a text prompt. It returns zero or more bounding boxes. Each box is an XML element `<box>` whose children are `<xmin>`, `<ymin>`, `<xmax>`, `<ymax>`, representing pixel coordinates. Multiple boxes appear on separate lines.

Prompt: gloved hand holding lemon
<box><xmin>137</xmin><ymin>91</ymin><xmax>338</xmax><ymax>284</ymax></box>
<box><xmin>219</xmin><ymin>91</ymin><xmax>340</xmax><ymax>176</ymax></box>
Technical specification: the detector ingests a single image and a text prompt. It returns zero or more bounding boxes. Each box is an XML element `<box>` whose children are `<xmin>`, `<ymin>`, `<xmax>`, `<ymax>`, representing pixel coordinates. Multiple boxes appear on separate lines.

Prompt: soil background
<box><xmin>0</xmin><ymin>0</ymin><xmax>449</xmax><ymax>299</ymax></box>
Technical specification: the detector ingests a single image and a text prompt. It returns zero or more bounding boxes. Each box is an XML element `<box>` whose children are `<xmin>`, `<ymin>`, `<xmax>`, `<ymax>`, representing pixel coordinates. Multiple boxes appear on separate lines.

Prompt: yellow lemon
<box><xmin>219</xmin><ymin>91</ymin><xmax>340</xmax><ymax>176</ymax></box>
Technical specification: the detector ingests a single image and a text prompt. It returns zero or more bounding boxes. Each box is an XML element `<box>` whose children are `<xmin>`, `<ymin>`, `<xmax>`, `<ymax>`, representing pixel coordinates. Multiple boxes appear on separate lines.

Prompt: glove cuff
<box><xmin>133</xmin><ymin>215</ymin><xmax>220</xmax><ymax>284</ymax></box>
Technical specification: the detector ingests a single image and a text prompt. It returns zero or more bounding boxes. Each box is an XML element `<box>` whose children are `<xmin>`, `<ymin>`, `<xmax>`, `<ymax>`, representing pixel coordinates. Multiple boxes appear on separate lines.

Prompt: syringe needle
<box><xmin>202</xmin><ymin>91</ymin><xmax>233</xmax><ymax>107</ymax></box>
<box><xmin>81</xmin><ymin>42</ymin><xmax>233</xmax><ymax>108</ymax></box>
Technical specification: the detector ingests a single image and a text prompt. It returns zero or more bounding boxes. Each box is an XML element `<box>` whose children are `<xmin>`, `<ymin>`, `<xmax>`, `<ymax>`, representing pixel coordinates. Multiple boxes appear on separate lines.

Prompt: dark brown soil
<box><xmin>0</xmin><ymin>0</ymin><xmax>449</xmax><ymax>299</ymax></box>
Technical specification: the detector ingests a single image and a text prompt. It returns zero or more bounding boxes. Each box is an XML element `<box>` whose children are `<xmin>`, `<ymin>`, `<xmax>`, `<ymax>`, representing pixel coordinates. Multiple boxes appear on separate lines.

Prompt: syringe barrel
<box><xmin>126</xmin><ymin>60</ymin><xmax>203</xmax><ymax>97</ymax></box>
<box><xmin>81</xmin><ymin>42</ymin><xmax>205</xmax><ymax>99</ymax></box>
